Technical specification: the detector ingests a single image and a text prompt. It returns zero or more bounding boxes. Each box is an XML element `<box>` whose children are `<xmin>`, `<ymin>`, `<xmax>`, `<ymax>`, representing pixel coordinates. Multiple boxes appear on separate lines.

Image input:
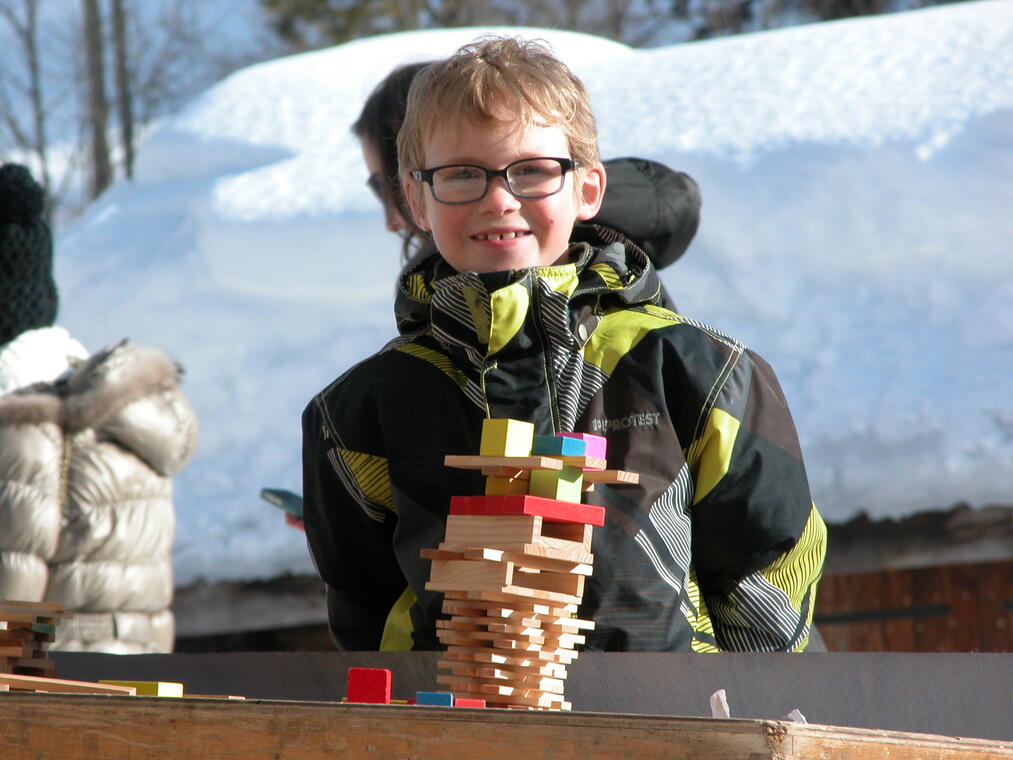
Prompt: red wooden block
<box><xmin>453</xmin><ymin>697</ymin><xmax>487</xmax><ymax>708</ymax></box>
<box><xmin>347</xmin><ymin>667</ymin><xmax>392</xmax><ymax>704</ymax></box>
<box><xmin>449</xmin><ymin>495</ymin><xmax>605</xmax><ymax>526</ymax></box>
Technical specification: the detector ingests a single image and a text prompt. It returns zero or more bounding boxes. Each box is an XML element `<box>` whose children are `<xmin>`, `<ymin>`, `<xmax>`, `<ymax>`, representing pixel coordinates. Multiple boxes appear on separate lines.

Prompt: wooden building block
<box><xmin>429</xmin><ymin>559</ymin><xmax>585</xmax><ymax>602</ymax></box>
<box><xmin>558</xmin><ymin>432</ymin><xmax>607</xmax><ymax>461</ymax></box>
<box><xmin>445</xmin><ymin>455</ymin><xmax>562</xmax><ymax>472</ymax></box>
<box><xmin>485</xmin><ymin>475</ymin><xmax>529</xmax><ymax>496</ymax></box>
<box><xmin>427</xmin><ymin>559</ymin><xmax>512</xmax><ymax>593</ymax></box>
<box><xmin>486</xmin><ymin>583</ymin><xmax>583</xmax><ymax>606</ymax></box>
<box><xmin>581</xmin><ymin>469</ymin><xmax>640</xmax><ymax>485</ymax></box>
<box><xmin>449</xmin><ymin>495</ymin><xmax>604</xmax><ymax>526</ymax></box>
<box><xmin>443</xmin><ymin>644</ymin><xmax>578</xmax><ymax>666</ymax></box>
<box><xmin>439</xmin><ymin>659</ymin><xmax>567</xmax><ymax>680</ymax></box>
<box><xmin>452</xmin><ymin>697</ymin><xmax>487</xmax><ymax>708</ymax></box>
<box><xmin>437</xmin><ymin>672</ymin><xmax>566</xmax><ymax>697</ymax></box>
<box><xmin>443</xmin><ymin>590</ymin><xmax>579</xmax><ymax>617</ymax></box>
<box><xmin>480</xmin><ymin>419</ymin><xmax>534</xmax><ymax>457</ymax></box>
<box><xmin>528</xmin><ymin>466</ymin><xmax>584</xmax><ymax>503</ymax></box>
<box><xmin>440</xmin><ymin>515</ymin><xmax>543</xmax><ymax>551</ymax></box>
<box><xmin>560</xmin><ymin>456</ymin><xmax>607</xmax><ymax>470</ymax></box>
<box><xmin>462</xmin><ymin>547</ymin><xmax>593</xmax><ymax>576</ymax></box>
<box><xmin>531</xmin><ymin>435</ymin><xmax>586</xmax><ymax>457</ymax></box>
<box><xmin>346</xmin><ymin>667</ymin><xmax>391</xmax><ymax>704</ymax></box>
<box><xmin>439</xmin><ymin>516</ymin><xmax>598</xmax><ymax>564</ymax></box>
<box><xmin>439</xmin><ymin>681</ymin><xmax>570</xmax><ymax>710</ymax></box>
<box><xmin>0</xmin><ymin>601</ymin><xmax>69</xmax><ymax>622</ymax></box>
<box><xmin>100</xmin><ymin>680</ymin><xmax>184</xmax><ymax>697</ymax></box>
<box><xmin>415</xmin><ymin>691</ymin><xmax>454</xmax><ymax>707</ymax></box>
<box><xmin>0</xmin><ymin>644</ymin><xmax>32</xmax><ymax>658</ymax></box>
<box><xmin>0</xmin><ymin>673</ymin><xmax>135</xmax><ymax>695</ymax></box>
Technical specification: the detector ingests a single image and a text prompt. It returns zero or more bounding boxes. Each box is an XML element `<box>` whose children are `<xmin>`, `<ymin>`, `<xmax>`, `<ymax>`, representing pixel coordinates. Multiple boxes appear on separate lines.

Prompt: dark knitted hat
<box><xmin>0</xmin><ymin>163</ymin><xmax>58</xmax><ymax>347</ymax></box>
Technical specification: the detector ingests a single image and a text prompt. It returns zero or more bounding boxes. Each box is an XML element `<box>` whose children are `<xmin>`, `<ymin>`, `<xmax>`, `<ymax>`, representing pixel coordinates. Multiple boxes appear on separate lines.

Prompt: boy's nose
<box><xmin>478</xmin><ymin>176</ymin><xmax>520</xmax><ymax>214</ymax></box>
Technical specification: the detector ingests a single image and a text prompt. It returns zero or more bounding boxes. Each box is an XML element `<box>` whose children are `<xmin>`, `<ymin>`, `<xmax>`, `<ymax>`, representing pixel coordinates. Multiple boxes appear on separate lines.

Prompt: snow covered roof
<box><xmin>56</xmin><ymin>2</ymin><xmax>1013</xmax><ymax>584</ymax></box>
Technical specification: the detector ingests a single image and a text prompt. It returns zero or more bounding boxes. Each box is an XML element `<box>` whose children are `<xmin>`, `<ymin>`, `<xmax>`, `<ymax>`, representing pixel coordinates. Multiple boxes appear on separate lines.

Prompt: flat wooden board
<box><xmin>2</xmin><ymin>691</ymin><xmax>1011</xmax><ymax>759</ymax></box>
<box><xmin>0</xmin><ymin>672</ymin><xmax>135</xmax><ymax>695</ymax></box>
<box><xmin>0</xmin><ymin>600</ymin><xmax>69</xmax><ymax>615</ymax></box>
<box><xmin>580</xmin><ymin>469</ymin><xmax>640</xmax><ymax>484</ymax></box>
<box><xmin>445</xmin><ymin>455</ymin><xmax>563</xmax><ymax>471</ymax></box>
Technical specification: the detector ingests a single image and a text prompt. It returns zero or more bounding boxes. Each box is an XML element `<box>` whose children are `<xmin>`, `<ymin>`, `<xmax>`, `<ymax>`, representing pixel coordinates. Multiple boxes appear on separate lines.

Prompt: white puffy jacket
<box><xmin>0</xmin><ymin>330</ymin><xmax>197</xmax><ymax>653</ymax></box>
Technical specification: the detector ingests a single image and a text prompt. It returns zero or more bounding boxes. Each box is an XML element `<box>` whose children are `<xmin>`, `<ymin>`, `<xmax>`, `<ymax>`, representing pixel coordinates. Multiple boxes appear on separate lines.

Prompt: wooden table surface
<box><xmin>2</xmin><ymin>691</ymin><xmax>1012</xmax><ymax>760</ymax></box>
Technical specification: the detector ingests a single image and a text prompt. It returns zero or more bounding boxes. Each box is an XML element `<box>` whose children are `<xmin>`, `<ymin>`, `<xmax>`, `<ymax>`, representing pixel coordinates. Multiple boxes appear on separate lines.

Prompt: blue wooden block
<box><xmin>532</xmin><ymin>434</ymin><xmax>586</xmax><ymax>456</ymax></box>
<box><xmin>416</xmin><ymin>691</ymin><xmax>455</xmax><ymax>706</ymax></box>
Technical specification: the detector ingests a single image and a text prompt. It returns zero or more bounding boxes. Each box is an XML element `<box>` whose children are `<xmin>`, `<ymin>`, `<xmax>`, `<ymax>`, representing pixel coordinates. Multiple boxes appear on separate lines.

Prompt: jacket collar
<box><xmin>394</xmin><ymin>226</ymin><xmax>662</xmax><ymax>359</ymax></box>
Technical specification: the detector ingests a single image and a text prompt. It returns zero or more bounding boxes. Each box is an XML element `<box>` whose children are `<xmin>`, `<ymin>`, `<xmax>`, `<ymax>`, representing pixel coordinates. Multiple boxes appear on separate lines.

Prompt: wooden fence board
<box><xmin>816</xmin><ymin>559</ymin><xmax>1012</xmax><ymax>652</ymax></box>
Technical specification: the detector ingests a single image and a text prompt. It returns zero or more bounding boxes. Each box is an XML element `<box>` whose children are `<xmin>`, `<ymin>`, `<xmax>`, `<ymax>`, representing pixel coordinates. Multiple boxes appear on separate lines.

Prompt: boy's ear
<box><xmin>403</xmin><ymin>179</ymin><xmax>431</xmax><ymax>232</ymax></box>
<box><xmin>575</xmin><ymin>162</ymin><xmax>606</xmax><ymax>221</ymax></box>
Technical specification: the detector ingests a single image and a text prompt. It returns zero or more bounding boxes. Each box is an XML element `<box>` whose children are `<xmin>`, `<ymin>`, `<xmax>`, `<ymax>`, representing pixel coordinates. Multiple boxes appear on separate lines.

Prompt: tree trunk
<box><xmin>109</xmin><ymin>0</ymin><xmax>133</xmax><ymax>179</ymax></box>
<box><xmin>82</xmin><ymin>0</ymin><xmax>112</xmax><ymax>199</ymax></box>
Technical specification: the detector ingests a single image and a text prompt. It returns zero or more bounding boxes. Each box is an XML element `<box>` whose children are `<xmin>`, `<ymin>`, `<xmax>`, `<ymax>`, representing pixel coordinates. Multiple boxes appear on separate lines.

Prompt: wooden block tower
<box><xmin>0</xmin><ymin>599</ymin><xmax>71</xmax><ymax>678</ymax></box>
<box><xmin>422</xmin><ymin>419</ymin><xmax>638</xmax><ymax>710</ymax></box>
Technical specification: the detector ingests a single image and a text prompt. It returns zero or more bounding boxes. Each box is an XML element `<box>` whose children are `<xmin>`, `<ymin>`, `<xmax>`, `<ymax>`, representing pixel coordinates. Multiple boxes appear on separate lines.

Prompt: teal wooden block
<box><xmin>532</xmin><ymin>434</ymin><xmax>587</xmax><ymax>456</ymax></box>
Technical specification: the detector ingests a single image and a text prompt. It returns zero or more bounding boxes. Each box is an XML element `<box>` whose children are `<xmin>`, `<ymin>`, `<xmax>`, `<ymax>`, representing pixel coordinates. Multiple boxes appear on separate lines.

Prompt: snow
<box><xmin>53</xmin><ymin>3</ymin><xmax>1013</xmax><ymax>585</ymax></box>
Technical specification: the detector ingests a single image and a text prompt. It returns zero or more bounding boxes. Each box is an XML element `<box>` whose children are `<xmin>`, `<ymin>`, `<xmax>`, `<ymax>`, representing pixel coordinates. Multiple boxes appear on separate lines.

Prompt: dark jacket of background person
<box><xmin>0</xmin><ymin>163</ymin><xmax>198</xmax><ymax>653</ymax></box>
<box><xmin>591</xmin><ymin>156</ymin><xmax>700</xmax><ymax>275</ymax></box>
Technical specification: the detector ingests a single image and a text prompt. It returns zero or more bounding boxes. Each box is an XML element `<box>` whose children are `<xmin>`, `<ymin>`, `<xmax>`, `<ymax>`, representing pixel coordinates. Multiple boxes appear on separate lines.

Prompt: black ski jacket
<box><xmin>303</xmin><ymin>232</ymin><xmax>825</xmax><ymax>652</ymax></box>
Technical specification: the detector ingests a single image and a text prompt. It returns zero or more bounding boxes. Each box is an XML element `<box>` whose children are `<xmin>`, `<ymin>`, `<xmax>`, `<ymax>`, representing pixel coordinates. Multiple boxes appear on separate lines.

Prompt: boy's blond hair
<box><xmin>397</xmin><ymin>36</ymin><xmax>600</xmax><ymax>183</ymax></box>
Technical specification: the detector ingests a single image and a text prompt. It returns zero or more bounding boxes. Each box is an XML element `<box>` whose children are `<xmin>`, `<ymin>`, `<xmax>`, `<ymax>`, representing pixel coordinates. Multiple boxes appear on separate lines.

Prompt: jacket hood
<box><xmin>393</xmin><ymin>227</ymin><xmax>663</xmax><ymax>343</ymax></box>
<box><xmin>0</xmin><ymin>339</ymin><xmax>180</xmax><ymax>430</ymax></box>
<box><xmin>590</xmin><ymin>157</ymin><xmax>701</xmax><ymax>272</ymax></box>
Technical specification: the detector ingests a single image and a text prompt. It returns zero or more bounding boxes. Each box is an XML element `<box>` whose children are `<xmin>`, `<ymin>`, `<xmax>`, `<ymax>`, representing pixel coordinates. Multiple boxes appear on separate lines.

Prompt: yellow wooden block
<box><xmin>528</xmin><ymin>466</ymin><xmax>584</xmax><ymax>503</ymax></box>
<box><xmin>100</xmin><ymin>680</ymin><xmax>184</xmax><ymax>697</ymax></box>
<box><xmin>480</xmin><ymin>419</ymin><xmax>534</xmax><ymax>457</ymax></box>
<box><xmin>485</xmin><ymin>475</ymin><xmax>529</xmax><ymax>495</ymax></box>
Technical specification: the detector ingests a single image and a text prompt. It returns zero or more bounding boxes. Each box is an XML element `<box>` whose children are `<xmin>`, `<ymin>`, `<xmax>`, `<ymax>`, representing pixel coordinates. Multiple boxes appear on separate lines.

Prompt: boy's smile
<box><xmin>405</xmin><ymin>114</ymin><xmax>604</xmax><ymax>274</ymax></box>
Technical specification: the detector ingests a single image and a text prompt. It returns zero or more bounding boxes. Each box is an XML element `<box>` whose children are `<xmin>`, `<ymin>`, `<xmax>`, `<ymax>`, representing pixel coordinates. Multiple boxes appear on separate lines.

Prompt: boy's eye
<box><xmin>510</xmin><ymin>161</ymin><xmax>553</xmax><ymax>178</ymax></box>
<box><xmin>438</xmin><ymin>166</ymin><xmax>483</xmax><ymax>182</ymax></box>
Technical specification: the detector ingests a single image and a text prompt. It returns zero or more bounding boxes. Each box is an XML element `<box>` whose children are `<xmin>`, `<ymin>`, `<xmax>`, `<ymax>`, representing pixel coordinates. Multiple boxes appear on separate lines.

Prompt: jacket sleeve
<box><xmin>686</xmin><ymin>347</ymin><xmax>827</xmax><ymax>652</ymax></box>
<box><xmin>301</xmin><ymin>389</ymin><xmax>405</xmax><ymax>650</ymax></box>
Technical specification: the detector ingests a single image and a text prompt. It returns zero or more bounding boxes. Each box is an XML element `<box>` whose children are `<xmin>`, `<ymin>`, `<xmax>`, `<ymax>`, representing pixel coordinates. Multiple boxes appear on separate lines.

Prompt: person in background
<box><xmin>0</xmin><ymin>163</ymin><xmax>198</xmax><ymax>653</ymax></box>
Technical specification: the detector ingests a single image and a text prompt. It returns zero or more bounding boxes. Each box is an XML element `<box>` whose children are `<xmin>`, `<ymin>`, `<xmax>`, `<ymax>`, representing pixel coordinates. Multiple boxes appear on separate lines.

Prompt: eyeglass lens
<box><xmin>431</xmin><ymin>158</ymin><xmax>567</xmax><ymax>203</ymax></box>
<box><xmin>366</xmin><ymin>173</ymin><xmax>384</xmax><ymax>201</ymax></box>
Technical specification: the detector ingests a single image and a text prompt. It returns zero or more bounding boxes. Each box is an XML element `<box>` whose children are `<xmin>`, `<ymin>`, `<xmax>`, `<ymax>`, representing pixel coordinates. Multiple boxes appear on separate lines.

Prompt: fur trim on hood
<box><xmin>0</xmin><ymin>339</ymin><xmax>183</xmax><ymax>431</ymax></box>
<box><xmin>62</xmin><ymin>340</ymin><xmax>183</xmax><ymax>432</ymax></box>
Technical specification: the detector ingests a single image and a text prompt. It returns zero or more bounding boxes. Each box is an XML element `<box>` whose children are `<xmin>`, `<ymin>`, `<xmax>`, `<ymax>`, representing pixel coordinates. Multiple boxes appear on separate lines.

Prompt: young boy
<box><xmin>302</xmin><ymin>37</ymin><xmax>826</xmax><ymax>652</ymax></box>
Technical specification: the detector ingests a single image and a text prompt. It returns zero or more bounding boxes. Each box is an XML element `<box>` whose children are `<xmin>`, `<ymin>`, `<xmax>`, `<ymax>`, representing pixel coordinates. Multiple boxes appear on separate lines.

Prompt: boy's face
<box><xmin>405</xmin><ymin>113</ymin><xmax>605</xmax><ymax>274</ymax></box>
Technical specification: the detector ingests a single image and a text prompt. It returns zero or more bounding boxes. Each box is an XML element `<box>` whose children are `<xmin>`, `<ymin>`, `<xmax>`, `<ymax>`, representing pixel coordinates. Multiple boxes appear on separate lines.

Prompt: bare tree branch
<box><xmin>110</xmin><ymin>0</ymin><xmax>134</xmax><ymax>178</ymax></box>
<box><xmin>82</xmin><ymin>0</ymin><xmax>112</xmax><ymax>199</ymax></box>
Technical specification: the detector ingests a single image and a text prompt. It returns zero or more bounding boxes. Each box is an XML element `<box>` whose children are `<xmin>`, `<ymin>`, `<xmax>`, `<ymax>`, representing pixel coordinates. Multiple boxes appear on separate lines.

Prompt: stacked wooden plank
<box><xmin>0</xmin><ymin>599</ymin><xmax>70</xmax><ymax>678</ymax></box>
<box><xmin>422</xmin><ymin>419</ymin><xmax>637</xmax><ymax>710</ymax></box>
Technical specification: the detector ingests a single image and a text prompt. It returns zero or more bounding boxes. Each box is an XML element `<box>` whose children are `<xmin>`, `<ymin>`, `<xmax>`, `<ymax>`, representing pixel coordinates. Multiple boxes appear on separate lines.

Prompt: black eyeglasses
<box><xmin>411</xmin><ymin>157</ymin><xmax>579</xmax><ymax>205</ymax></box>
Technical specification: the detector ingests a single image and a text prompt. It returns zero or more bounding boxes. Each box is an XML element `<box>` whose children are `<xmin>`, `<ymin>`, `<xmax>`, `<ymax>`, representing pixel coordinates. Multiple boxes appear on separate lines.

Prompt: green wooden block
<box><xmin>528</xmin><ymin>465</ymin><xmax>584</xmax><ymax>503</ymax></box>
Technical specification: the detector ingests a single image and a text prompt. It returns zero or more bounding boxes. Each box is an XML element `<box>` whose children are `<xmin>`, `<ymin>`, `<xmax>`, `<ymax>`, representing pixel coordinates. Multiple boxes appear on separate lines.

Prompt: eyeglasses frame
<box><xmin>410</xmin><ymin>157</ymin><xmax>580</xmax><ymax>205</ymax></box>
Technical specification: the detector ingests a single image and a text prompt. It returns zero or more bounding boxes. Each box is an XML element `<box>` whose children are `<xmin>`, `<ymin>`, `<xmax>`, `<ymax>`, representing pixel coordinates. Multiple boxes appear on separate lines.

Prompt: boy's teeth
<box><xmin>478</xmin><ymin>232</ymin><xmax>519</xmax><ymax>240</ymax></box>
